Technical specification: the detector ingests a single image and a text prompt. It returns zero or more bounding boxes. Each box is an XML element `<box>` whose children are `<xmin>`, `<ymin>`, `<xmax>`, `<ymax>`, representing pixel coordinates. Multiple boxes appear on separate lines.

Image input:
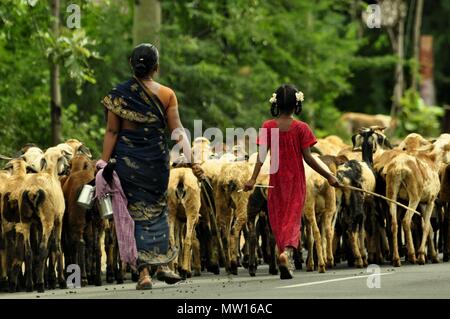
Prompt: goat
<box><xmin>0</xmin><ymin>168</ymin><xmax>10</xmax><ymax>291</ymax></box>
<box><xmin>192</xmin><ymin>137</ymin><xmax>213</xmax><ymax>164</ymax></box>
<box><xmin>315</xmin><ymin>136</ymin><xmax>349</xmax><ymax>156</ymax></box>
<box><xmin>340</xmin><ymin>112</ymin><xmax>392</xmax><ymax>135</ymax></box>
<box><xmin>62</xmin><ymin>154</ymin><xmax>104</xmax><ymax>286</ymax></box>
<box><xmin>216</xmin><ymin>161</ymin><xmax>253</xmax><ymax>274</ymax></box>
<box><xmin>1</xmin><ymin>159</ymin><xmax>29</xmax><ymax>292</ymax></box>
<box><xmin>303</xmin><ymin>154</ymin><xmax>340</xmax><ymax>273</ymax></box>
<box><xmin>246</xmin><ymin>172</ymin><xmax>277</xmax><ymax>277</ymax></box>
<box><xmin>373</xmin><ymin>133</ymin><xmax>447</xmax><ymax>266</ymax></box>
<box><xmin>16</xmin><ymin>148</ymin><xmax>69</xmax><ymax>292</ymax></box>
<box><xmin>168</xmin><ymin>167</ymin><xmax>201</xmax><ymax>279</ymax></box>
<box><xmin>335</xmin><ymin>128</ymin><xmax>386</xmax><ymax>268</ymax></box>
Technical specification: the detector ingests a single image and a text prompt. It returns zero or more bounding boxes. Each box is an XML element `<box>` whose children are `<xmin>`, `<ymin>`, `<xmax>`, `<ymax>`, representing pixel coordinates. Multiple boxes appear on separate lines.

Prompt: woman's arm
<box><xmin>166</xmin><ymin>91</ymin><xmax>204</xmax><ymax>178</ymax></box>
<box><xmin>302</xmin><ymin>147</ymin><xmax>340</xmax><ymax>187</ymax></box>
<box><xmin>101</xmin><ymin>111</ymin><xmax>121</xmax><ymax>162</ymax></box>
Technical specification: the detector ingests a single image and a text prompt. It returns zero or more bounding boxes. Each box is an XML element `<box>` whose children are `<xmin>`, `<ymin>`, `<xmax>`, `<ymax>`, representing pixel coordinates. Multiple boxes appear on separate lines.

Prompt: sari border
<box><xmin>102</xmin><ymin>95</ymin><xmax>158</xmax><ymax>124</ymax></box>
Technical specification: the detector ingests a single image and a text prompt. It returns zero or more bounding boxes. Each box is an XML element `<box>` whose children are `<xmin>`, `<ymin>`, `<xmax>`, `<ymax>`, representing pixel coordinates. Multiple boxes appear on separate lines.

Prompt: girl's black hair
<box><xmin>270</xmin><ymin>84</ymin><xmax>303</xmax><ymax>117</ymax></box>
<box><xmin>130</xmin><ymin>43</ymin><xmax>159</xmax><ymax>78</ymax></box>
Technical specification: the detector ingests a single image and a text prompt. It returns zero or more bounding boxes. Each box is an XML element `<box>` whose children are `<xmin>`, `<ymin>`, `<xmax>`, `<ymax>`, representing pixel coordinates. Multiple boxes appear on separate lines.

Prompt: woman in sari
<box><xmin>100</xmin><ymin>43</ymin><xmax>204</xmax><ymax>289</ymax></box>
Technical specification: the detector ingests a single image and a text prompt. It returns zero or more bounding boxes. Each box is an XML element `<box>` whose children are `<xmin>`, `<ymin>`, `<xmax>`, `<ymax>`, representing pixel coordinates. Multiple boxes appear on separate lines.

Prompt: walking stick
<box><xmin>338</xmin><ymin>184</ymin><xmax>421</xmax><ymax>216</ymax></box>
<box><xmin>199</xmin><ymin>177</ymin><xmax>230</xmax><ymax>273</ymax></box>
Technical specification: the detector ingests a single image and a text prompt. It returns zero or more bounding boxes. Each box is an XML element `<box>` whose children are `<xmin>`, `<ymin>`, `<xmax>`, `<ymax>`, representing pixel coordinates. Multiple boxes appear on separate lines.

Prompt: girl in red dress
<box><xmin>244</xmin><ymin>84</ymin><xmax>340</xmax><ymax>279</ymax></box>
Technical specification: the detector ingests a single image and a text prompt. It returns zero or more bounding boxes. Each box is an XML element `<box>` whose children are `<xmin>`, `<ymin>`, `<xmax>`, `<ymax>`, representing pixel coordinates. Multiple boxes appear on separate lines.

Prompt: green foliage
<box><xmin>397</xmin><ymin>89</ymin><xmax>444</xmax><ymax>138</ymax></box>
<box><xmin>160</xmin><ymin>0</ymin><xmax>361</xmax><ymax>137</ymax></box>
<box><xmin>1</xmin><ymin>0</ymin><xmax>450</xmax><ymax>157</ymax></box>
<box><xmin>0</xmin><ymin>0</ymin><xmax>101</xmax><ymax>155</ymax></box>
<box><xmin>62</xmin><ymin>104</ymin><xmax>105</xmax><ymax>158</ymax></box>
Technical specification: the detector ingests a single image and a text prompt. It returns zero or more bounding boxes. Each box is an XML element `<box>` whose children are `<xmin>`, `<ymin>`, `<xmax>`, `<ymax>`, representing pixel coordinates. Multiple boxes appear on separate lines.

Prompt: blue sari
<box><xmin>102</xmin><ymin>77</ymin><xmax>177</xmax><ymax>269</ymax></box>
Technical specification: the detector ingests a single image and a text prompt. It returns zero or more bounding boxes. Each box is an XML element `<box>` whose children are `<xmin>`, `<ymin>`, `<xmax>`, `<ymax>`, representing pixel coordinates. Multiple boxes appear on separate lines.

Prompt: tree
<box><xmin>377</xmin><ymin>0</ymin><xmax>408</xmax><ymax>123</ymax></box>
<box><xmin>50</xmin><ymin>0</ymin><xmax>62</xmax><ymax>144</ymax></box>
<box><xmin>133</xmin><ymin>0</ymin><xmax>161</xmax><ymax>47</ymax></box>
<box><xmin>411</xmin><ymin>0</ymin><xmax>424</xmax><ymax>91</ymax></box>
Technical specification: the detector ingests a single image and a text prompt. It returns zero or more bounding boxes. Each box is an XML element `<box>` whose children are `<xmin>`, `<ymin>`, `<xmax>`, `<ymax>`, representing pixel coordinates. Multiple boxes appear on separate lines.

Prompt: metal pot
<box><xmin>97</xmin><ymin>194</ymin><xmax>114</xmax><ymax>219</ymax></box>
<box><xmin>77</xmin><ymin>184</ymin><xmax>95</xmax><ymax>209</ymax></box>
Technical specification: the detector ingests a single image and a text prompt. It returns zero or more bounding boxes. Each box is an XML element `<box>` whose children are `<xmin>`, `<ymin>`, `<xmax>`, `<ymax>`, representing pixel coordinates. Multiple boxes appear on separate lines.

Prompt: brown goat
<box><xmin>62</xmin><ymin>154</ymin><xmax>104</xmax><ymax>286</ymax></box>
<box><xmin>168</xmin><ymin>168</ymin><xmax>201</xmax><ymax>279</ymax></box>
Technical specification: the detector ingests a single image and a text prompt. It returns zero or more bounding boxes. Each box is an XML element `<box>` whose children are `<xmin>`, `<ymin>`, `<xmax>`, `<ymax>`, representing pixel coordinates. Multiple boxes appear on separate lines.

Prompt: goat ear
<box><xmin>62</xmin><ymin>150</ymin><xmax>73</xmax><ymax>161</ymax></box>
<box><xmin>4</xmin><ymin>161</ymin><xmax>13</xmax><ymax>170</ymax></box>
<box><xmin>26</xmin><ymin>165</ymin><xmax>37</xmax><ymax>174</ymax></box>
<box><xmin>443</xmin><ymin>144</ymin><xmax>450</xmax><ymax>152</ymax></box>
<box><xmin>77</xmin><ymin>144</ymin><xmax>92</xmax><ymax>158</ymax></box>
<box><xmin>351</xmin><ymin>134</ymin><xmax>357</xmax><ymax>147</ymax></box>
<box><xmin>0</xmin><ymin>154</ymin><xmax>13</xmax><ymax>161</ymax></box>
<box><xmin>40</xmin><ymin>158</ymin><xmax>47</xmax><ymax>170</ymax></box>
<box><xmin>352</xmin><ymin>134</ymin><xmax>363</xmax><ymax>151</ymax></box>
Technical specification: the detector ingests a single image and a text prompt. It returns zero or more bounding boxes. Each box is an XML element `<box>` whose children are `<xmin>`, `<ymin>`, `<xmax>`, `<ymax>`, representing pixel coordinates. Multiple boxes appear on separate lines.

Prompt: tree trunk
<box><xmin>420</xmin><ymin>35</ymin><xmax>436</xmax><ymax>105</ymax></box>
<box><xmin>133</xmin><ymin>0</ymin><xmax>161</xmax><ymax>48</ymax></box>
<box><xmin>390</xmin><ymin>11</ymin><xmax>406</xmax><ymax>122</ymax></box>
<box><xmin>50</xmin><ymin>0</ymin><xmax>62</xmax><ymax>145</ymax></box>
<box><xmin>411</xmin><ymin>0</ymin><xmax>424</xmax><ymax>91</ymax></box>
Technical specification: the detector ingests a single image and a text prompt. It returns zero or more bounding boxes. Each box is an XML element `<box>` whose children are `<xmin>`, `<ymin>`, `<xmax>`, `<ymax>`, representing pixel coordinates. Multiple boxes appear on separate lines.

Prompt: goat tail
<box><xmin>228</xmin><ymin>180</ymin><xmax>238</xmax><ymax>193</ymax></box>
<box><xmin>175</xmin><ymin>171</ymin><xmax>186</xmax><ymax>201</ymax></box>
<box><xmin>20</xmin><ymin>187</ymin><xmax>45</xmax><ymax>217</ymax></box>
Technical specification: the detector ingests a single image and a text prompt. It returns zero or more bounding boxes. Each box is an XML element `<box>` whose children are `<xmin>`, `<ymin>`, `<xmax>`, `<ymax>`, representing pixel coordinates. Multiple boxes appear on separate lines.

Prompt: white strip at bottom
<box><xmin>276</xmin><ymin>272</ymin><xmax>395</xmax><ymax>289</ymax></box>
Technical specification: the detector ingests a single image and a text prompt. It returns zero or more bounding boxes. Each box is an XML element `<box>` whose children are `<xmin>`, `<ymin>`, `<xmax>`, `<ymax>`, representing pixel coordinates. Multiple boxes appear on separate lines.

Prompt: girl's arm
<box><xmin>101</xmin><ymin>111</ymin><xmax>121</xmax><ymax>162</ymax></box>
<box><xmin>166</xmin><ymin>91</ymin><xmax>204</xmax><ymax>179</ymax></box>
<box><xmin>302</xmin><ymin>147</ymin><xmax>340</xmax><ymax>187</ymax></box>
<box><xmin>244</xmin><ymin>146</ymin><xmax>269</xmax><ymax>191</ymax></box>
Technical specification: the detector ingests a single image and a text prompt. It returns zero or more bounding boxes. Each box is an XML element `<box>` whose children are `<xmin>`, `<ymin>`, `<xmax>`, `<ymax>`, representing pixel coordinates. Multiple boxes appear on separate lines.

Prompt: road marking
<box><xmin>276</xmin><ymin>272</ymin><xmax>395</xmax><ymax>289</ymax></box>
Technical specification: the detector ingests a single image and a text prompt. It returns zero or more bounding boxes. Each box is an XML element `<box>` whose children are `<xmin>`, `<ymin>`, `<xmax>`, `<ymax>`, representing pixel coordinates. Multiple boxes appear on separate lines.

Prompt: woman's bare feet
<box><xmin>156</xmin><ymin>265</ymin><xmax>183</xmax><ymax>284</ymax></box>
<box><xmin>136</xmin><ymin>267</ymin><xmax>153</xmax><ymax>290</ymax></box>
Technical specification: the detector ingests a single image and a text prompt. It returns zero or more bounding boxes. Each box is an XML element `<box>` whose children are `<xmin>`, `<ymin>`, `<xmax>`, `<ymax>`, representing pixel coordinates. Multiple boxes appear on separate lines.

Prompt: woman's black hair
<box><xmin>270</xmin><ymin>84</ymin><xmax>303</xmax><ymax>117</ymax></box>
<box><xmin>130</xmin><ymin>43</ymin><xmax>159</xmax><ymax>78</ymax></box>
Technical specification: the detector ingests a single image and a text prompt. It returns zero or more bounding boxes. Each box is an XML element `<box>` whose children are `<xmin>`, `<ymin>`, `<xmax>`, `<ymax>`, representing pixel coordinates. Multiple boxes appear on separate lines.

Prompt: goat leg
<box><xmin>247</xmin><ymin>216</ymin><xmax>257</xmax><ymax>277</ymax></box>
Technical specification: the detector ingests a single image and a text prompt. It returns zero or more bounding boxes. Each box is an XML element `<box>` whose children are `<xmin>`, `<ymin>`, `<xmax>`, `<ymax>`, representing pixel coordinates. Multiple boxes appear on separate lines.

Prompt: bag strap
<box><xmin>133</xmin><ymin>76</ymin><xmax>167</xmax><ymax>128</ymax></box>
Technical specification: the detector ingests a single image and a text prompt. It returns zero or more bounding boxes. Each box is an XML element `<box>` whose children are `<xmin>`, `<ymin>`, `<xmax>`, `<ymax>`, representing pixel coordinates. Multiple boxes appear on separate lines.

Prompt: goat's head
<box><xmin>70</xmin><ymin>154</ymin><xmax>95</xmax><ymax>174</ymax></box>
<box><xmin>352</xmin><ymin>127</ymin><xmax>392</xmax><ymax>153</ymax></box>
<box><xmin>192</xmin><ymin>137</ymin><xmax>211</xmax><ymax>147</ymax></box>
<box><xmin>41</xmin><ymin>148</ymin><xmax>70</xmax><ymax>175</ymax></box>
<box><xmin>398</xmin><ymin>133</ymin><xmax>431</xmax><ymax>153</ymax></box>
<box><xmin>20</xmin><ymin>146</ymin><xmax>44</xmax><ymax>172</ymax></box>
<box><xmin>5</xmin><ymin>158</ymin><xmax>28</xmax><ymax>174</ymax></box>
<box><xmin>1</xmin><ymin>152</ymin><xmax>35</xmax><ymax>174</ymax></box>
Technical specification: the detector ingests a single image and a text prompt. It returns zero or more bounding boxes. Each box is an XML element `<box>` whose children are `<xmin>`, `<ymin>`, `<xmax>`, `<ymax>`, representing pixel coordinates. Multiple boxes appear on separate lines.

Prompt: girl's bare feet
<box><xmin>279</xmin><ymin>248</ymin><xmax>295</xmax><ymax>280</ymax></box>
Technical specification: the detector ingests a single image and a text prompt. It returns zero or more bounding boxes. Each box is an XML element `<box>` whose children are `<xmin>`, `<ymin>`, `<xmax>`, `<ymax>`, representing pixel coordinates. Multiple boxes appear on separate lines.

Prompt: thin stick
<box><xmin>339</xmin><ymin>184</ymin><xmax>421</xmax><ymax>216</ymax></box>
<box><xmin>237</xmin><ymin>185</ymin><xmax>274</xmax><ymax>193</ymax></box>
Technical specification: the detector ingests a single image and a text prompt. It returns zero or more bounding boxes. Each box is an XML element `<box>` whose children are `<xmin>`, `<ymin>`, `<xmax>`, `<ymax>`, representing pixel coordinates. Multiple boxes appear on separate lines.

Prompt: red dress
<box><xmin>258</xmin><ymin>119</ymin><xmax>317</xmax><ymax>252</ymax></box>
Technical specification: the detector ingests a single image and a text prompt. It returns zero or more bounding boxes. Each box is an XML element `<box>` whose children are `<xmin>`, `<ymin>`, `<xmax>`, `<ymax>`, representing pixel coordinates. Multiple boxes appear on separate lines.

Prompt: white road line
<box><xmin>276</xmin><ymin>272</ymin><xmax>395</xmax><ymax>289</ymax></box>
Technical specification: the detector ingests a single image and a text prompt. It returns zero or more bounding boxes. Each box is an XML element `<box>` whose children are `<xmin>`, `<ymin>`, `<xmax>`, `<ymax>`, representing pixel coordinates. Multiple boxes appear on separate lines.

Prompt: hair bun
<box><xmin>130</xmin><ymin>43</ymin><xmax>159</xmax><ymax>78</ymax></box>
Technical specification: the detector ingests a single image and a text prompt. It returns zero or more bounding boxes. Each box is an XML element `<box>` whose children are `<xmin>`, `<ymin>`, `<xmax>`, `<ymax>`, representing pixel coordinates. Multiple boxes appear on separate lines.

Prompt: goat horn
<box><xmin>0</xmin><ymin>154</ymin><xmax>13</xmax><ymax>161</ymax></box>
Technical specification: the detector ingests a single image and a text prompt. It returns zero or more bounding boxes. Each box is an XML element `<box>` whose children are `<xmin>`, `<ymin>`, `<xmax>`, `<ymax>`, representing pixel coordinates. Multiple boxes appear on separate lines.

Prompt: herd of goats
<box><xmin>1</xmin><ymin>121</ymin><xmax>450</xmax><ymax>294</ymax></box>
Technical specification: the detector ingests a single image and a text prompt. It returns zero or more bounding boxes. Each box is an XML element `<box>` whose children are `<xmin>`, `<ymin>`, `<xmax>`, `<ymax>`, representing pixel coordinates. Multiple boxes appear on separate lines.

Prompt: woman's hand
<box><xmin>191</xmin><ymin>163</ymin><xmax>205</xmax><ymax>180</ymax></box>
<box><xmin>243</xmin><ymin>178</ymin><xmax>257</xmax><ymax>192</ymax></box>
<box><xmin>327</xmin><ymin>174</ymin><xmax>340</xmax><ymax>188</ymax></box>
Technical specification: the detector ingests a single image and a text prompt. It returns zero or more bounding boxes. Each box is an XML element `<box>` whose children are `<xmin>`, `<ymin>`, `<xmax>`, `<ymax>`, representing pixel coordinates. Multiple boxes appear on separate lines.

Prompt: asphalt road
<box><xmin>2</xmin><ymin>257</ymin><xmax>450</xmax><ymax>299</ymax></box>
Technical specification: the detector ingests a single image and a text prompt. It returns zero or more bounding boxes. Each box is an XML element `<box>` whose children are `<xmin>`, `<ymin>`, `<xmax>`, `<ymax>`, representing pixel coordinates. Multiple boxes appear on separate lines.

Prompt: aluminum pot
<box><xmin>97</xmin><ymin>194</ymin><xmax>114</xmax><ymax>219</ymax></box>
<box><xmin>77</xmin><ymin>184</ymin><xmax>95</xmax><ymax>209</ymax></box>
